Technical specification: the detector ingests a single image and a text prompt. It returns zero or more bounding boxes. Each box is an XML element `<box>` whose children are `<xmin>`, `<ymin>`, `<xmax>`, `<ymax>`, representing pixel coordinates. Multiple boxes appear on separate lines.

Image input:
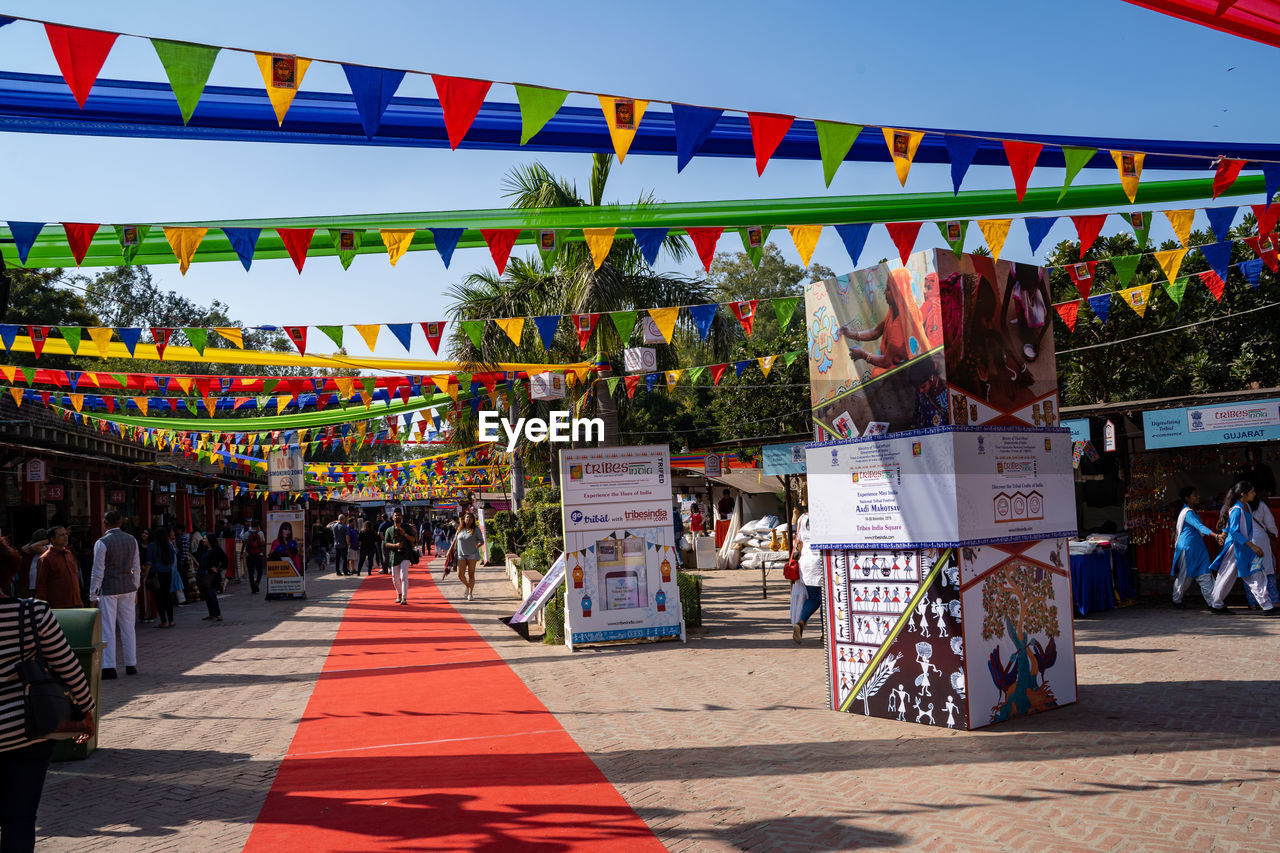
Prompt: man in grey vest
<box><xmin>90</xmin><ymin>509</ymin><xmax>142</xmax><ymax>679</ymax></box>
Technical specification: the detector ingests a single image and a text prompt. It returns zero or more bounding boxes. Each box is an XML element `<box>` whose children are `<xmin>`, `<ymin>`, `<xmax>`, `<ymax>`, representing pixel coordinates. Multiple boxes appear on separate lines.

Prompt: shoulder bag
<box><xmin>15</xmin><ymin>599</ymin><xmax>89</xmax><ymax>740</ymax></box>
<box><xmin>783</xmin><ymin>535</ymin><xmax>801</xmax><ymax>582</ymax></box>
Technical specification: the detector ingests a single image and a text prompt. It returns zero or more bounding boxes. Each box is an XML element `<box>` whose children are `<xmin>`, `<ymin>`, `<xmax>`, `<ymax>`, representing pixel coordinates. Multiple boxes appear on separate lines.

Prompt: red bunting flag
<box><xmin>1245</xmin><ymin>233</ymin><xmax>1278</xmax><ymax>271</ymax></box>
<box><xmin>1252</xmin><ymin>203</ymin><xmax>1280</xmax><ymax>236</ymax></box>
<box><xmin>1198</xmin><ymin>269</ymin><xmax>1226</xmax><ymax>301</ymax></box>
<box><xmin>44</xmin><ymin>24</ymin><xmax>118</xmax><ymax>108</ymax></box>
<box><xmin>151</xmin><ymin>327</ymin><xmax>173</xmax><ymax>359</ymax></box>
<box><xmin>572</xmin><ymin>313</ymin><xmax>600</xmax><ymax>350</ymax></box>
<box><xmin>1065</xmin><ymin>261</ymin><xmax>1098</xmax><ymax>299</ymax></box>
<box><xmin>103</xmin><ymin>396</ymin><xmax>115</xmax><ymax>413</ymax></box>
<box><xmin>62</xmin><ymin>222</ymin><xmax>99</xmax><ymax>266</ymax></box>
<box><xmin>885</xmin><ymin>221</ymin><xmax>923</xmax><ymax>266</ymax></box>
<box><xmin>1212</xmin><ymin>158</ymin><xmax>1246</xmax><ymax>198</ymax></box>
<box><xmin>283</xmin><ymin>325</ymin><xmax>308</xmax><ymax>355</ymax></box>
<box><xmin>421</xmin><ymin>320</ymin><xmax>446</xmax><ymax>354</ymax></box>
<box><xmin>1002</xmin><ymin>140</ymin><xmax>1042</xmax><ymax>203</ymax></box>
<box><xmin>623</xmin><ymin>376</ymin><xmax>639</xmax><ymax>398</ymax></box>
<box><xmin>1070</xmin><ymin>214</ymin><xmax>1107</xmax><ymax>257</ymax></box>
<box><xmin>480</xmin><ymin>229</ymin><xmax>520</xmax><ymax>275</ymax></box>
<box><xmin>1055</xmin><ymin>300</ymin><xmax>1081</xmax><ymax>332</ymax></box>
<box><xmin>709</xmin><ymin>363</ymin><xmax>728</xmax><ymax>385</ymax></box>
<box><xmin>29</xmin><ymin>326</ymin><xmax>50</xmax><ymax>359</ymax></box>
<box><xmin>431</xmin><ymin>75</ymin><xmax>492</xmax><ymax>150</ymax></box>
<box><xmin>747</xmin><ymin>112</ymin><xmax>794</xmax><ymax>176</ymax></box>
<box><xmin>686</xmin><ymin>227</ymin><xmax>724</xmax><ymax>272</ymax></box>
<box><xmin>276</xmin><ymin>228</ymin><xmax>315</xmax><ymax>273</ymax></box>
<box><xmin>729</xmin><ymin>300</ymin><xmax>758</xmax><ymax>336</ymax></box>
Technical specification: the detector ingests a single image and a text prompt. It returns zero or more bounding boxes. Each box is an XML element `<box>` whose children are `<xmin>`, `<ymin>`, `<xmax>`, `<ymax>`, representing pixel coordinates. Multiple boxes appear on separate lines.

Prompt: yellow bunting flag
<box><xmin>1163</xmin><ymin>209</ymin><xmax>1195</xmax><ymax>246</ymax></box>
<box><xmin>787</xmin><ymin>225</ymin><xmax>823</xmax><ymax>267</ymax></box>
<box><xmin>9</xmin><ymin>388</ymin><xmax>22</xmax><ymax>408</ymax></box>
<box><xmin>163</xmin><ymin>226</ymin><xmax>208</xmax><ymax>275</ymax></box>
<box><xmin>355</xmin><ymin>324</ymin><xmax>381</xmax><ymax>350</ymax></box>
<box><xmin>0</xmin><ymin>366</ymin><xmax>14</xmax><ymax>382</ymax></box>
<box><xmin>84</xmin><ymin>373</ymin><xmax>100</xmax><ymax>387</ymax></box>
<box><xmin>582</xmin><ymin>227</ymin><xmax>617</xmax><ymax>270</ymax></box>
<box><xmin>88</xmin><ymin>328</ymin><xmax>115</xmax><ymax>358</ymax></box>
<box><xmin>597</xmin><ymin>96</ymin><xmax>649</xmax><ymax>162</ymax></box>
<box><xmin>135</xmin><ymin>396</ymin><xmax>149</xmax><ymax>416</ymax></box>
<box><xmin>380</xmin><ymin>229</ymin><xmax>415</xmax><ymax>266</ymax></box>
<box><xmin>882</xmin><ymin>128</ymin><xmax>925</xmax><ymax>186</ymax></box>
<box><xmin>1110</xmin><ymin>151</ymin><xmax>1145</xmax><ymax>203</ymax></box>
<box><xmin>275</xmin><ymin>395</ymin><xmax>292</xmax><ymax>413</ymax></box>
<box><xmin>664</xmin><ymin>370</ymin><xmax>682</xmax><ymax>390</ymax></box>
<box><xmin>977</xmin><ymin>219</ymin><xmax>1012</xmax><ymax>262</ymax></box>
<box><xmin>69</xmin><ymin>393</ymin><xmax>84</xmax><ymax>413</ymax></box>
<box><xmin>253</xmin><ymin>53</ymin><xmax>312</xmax><ymax>126</ymax></box>
<box><xmin>1153</xmin><ymin>248</ymin><xmax>1188</xmax><ymax>286</ymax></box>
<box><xmin>495</xmin><ymin>317</ymin><xmax>525</xmax><ymax>346</ymax></box>
<box><xmin>203</xmin><ymin>394</ymin><xmax>216</xmax><ymax>416</ymax></box>
<box><xmin>648</xmin><ymin>306</ymin><xmax>680</xmax><ymax>343</ymax></box>
<box><xmin>446</xmin><ymin>377</ymin><xmax>459</xmax><ymax>402</ymax></box>
<box><xmin>430</xmin><ymin>375</ymin><xmax>451</xmax><ymax>396</ymax></box>
<box><xmin>759</xmin><ymin>355</ymin><xmax>776</xmax><ymax>377</ymax></box>
<box><xmin>173</xmin><ymin>376</ymin><xmax>193</xmax><ymax>395</ymax></box>
<box><xmin>214</xmin><ymin>327</ymin><xmax>243</xmax><ymax>348</ymax></box>
<box><xmin>334</xmin><ymin>377</ymin><xmax>354</xmax><ymax>399</ymax></box>
<box><xmin>1122</xmin><ymin>283</ymin><xmax>1153</xmax><ymax>318</ymax></box>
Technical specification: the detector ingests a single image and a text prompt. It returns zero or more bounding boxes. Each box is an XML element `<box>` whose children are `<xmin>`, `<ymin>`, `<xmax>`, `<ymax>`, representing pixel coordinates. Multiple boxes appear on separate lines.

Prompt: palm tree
<box><xmin>446</xmin><ymin>153</ymin><xmax>731</xmax><ymax>448</ymax></box>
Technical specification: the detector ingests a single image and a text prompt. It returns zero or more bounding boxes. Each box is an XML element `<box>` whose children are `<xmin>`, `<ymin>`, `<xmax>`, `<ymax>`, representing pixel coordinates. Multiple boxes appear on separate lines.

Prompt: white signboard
<box><xmin>806</xmin><ymin>428</ymin><xmax>1075</xmax><ymax>548</ymax></box>
<box><xmin>560</xmin><ymin>445</ymin><xmax>684</xmax><ymax>649</ymax></box>
<box><xmin>24</xmin><ymin>459</ymin><xmax>46</xmax><ymax>483</ymax></box>
<box><xmin>1187</xmin><ymin>400</ymin><xmax>1280</xmax><ymax>433</ymax></box>
<box><xmin>623</xmin><ymin>347</ymin><xmax>657</xmax><ymax>374</ymax></box>
<box><xmin>265</xmin><ymin>510</ymin><xmax>307</xmax><ymax>599</ymax></box>
<box><xmin>267</xmin><ymin>446</ymin><xmax>305</xmax><ymax>493</ymax></box>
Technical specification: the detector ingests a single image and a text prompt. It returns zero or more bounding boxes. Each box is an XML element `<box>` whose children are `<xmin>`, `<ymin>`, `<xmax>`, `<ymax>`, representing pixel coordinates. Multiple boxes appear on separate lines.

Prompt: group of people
<box><xmin>1171</xmin><ymin>480</ymin><xmax>1279</xmax><ymax>616</ymax></box>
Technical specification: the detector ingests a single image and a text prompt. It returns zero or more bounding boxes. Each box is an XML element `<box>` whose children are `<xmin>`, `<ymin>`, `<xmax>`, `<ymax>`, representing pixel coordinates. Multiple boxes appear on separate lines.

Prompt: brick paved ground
<box><xmin>39</xmin><ymin>563</ymin><xmax>1280</xmax><ymax>852</ymax></box>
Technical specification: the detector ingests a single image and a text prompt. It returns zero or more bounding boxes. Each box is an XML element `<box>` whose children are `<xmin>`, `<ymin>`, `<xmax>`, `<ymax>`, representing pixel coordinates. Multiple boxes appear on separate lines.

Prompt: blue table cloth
<box><xmin>1070</xmin><ymin>552</ymin><xmax>1114</xmax><ymax>616</ymax></box>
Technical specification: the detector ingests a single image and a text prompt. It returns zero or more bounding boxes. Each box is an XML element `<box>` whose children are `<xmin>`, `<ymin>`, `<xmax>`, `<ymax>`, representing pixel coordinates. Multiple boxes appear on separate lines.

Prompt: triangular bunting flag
<box><xmin>1055</xmin><ymin>300</ymin><xmax>1080</xmax><ymax>332</ymax></box>
<box><xmin>597</xmin><ymin>96</ymin><xmax>649</xmax><ymax>162</ymax></box>
<box><xmin>1070</xmin><ymin>214</ymin><xmax>1107</xmax><ymax>257</ymax></box>
<box><xmin>943</xmin><ymin>134</ymin><xmax>981</xmax><ymax>195</ymax></box>
<box><xmin>630</xmin><ymin>228</ymin><xmax>668</xmax><ymax>267</ymax></box>
<box><xmin>609</xmin><ymin>311</ymin><xmax>638</xmax><ymax>344</ymax></box>
<box><xmin>380</xmin><ymin>229</ymin><xmax>416</xmax><ymax>266</ymax></box>
<box><xmin>571</xmin><ymin>314</ymin><xmax>599</xmax><ymax>350</ymax></box>
<box><xmin>163</xmin><ymin>226</ymin><xmax>207</xmax><ymax>275</ymax></box>
<box><xmin>8</xmin><ymin>388</ymin><xmax>21</xmax><ymax>408</ymax></box>
<box><xmin>1205</xmin><ymin>206</ymin><xmax>1237</xmax><ymax>242</ymax></box>
<box><xmin>737</xmin><ymin>225</ymin><xmax>771</xmax><ymax>268</ymax></box>
<box><xmin>1212</xmin><ymin>158</ymin><xmax>1246</xmax><ymax>198</ymax></box>
<box><xmin>536</xmin><ymin>229</ymin><xmax>558</xmax><ymax>268</ymax></box>
<box><xmin>495</xmin><ymin>317</ymin><xmax>524</xmax><ymax>346</ymax></box>
<box><xmin>1164</xmin><ymin>277</ymin><xmax>1189</xmax><ymax>307</ymax></box>
<box><xmin>283</xmin><ymin>325</ymin><xmax>308</xmax><ymax>355</ymax></box>
<box><xmin>1024</xmin><ymin>216</ymin><xmax>1056</xmax><ymax>254</ymax></box>
<box><xmin>885</xmin><ymin>222</ymin><xmax>922</xmax><ymax>266</ymax></box>
<box><xmin>1199</xmin><ymin>241</ymin><xmax>1232</xmax><ymax>283</ymax></box>
<box><xmin>747</xmin><ymin>112</ymin><xmax>794</xmax><ymax>175</ymax></box>
<box><xmin>87</xmin><ymin>327</ymin><xmax>114</xmax><ymax>358</ymax></box>
<box><xmin>1110</xmin><ymin>254</ymin><xmax>1141</xmax><ymax>287</ymax></box>
<box><xmin>317</xmin><ymin>325</ymin><xmax>344</xmax><ymax>349</ymax></box>
<box><xmin>787</xmin><ymin>225</ymin><xmax>822</xmax><ymax>267</ymax></box>
<box><xmin>327</xmin><ymin>228</ymin><xmax>364</xmax><ymax>269</ymax></box>
<box><xmin>582</xmin><ymin>227</ymin><xmax>617</xmax><ymax>270</ymax></box>
<box><xmin>976</xmin><ymin>219</ymin><xmax>1011</xmax><ymax>262</ymax></box>
<box><xmin>672</xmin><ymin>104</ymin><xmax>724</xmax><ymax>172</ymax></box>
<box><xmin>1121</xmin><ymin>283</ymin><xmax>1153</xmax><ymax>317</ymax></box>
<box><xmin>1087</xmin><ymin>293</ymin><xmax>1111</xmax><ymax>324</ymax></box>
<box><xmin>44</xmin><ymin>24</ymin><xmax>117</xmax><ymax>108</ymax></box>
<box><xmin>1003</xmin><ymin>140</ymin><xmax>1042</xmax><ymax>202</ymax></box>
<box><xmin>1127</xmin><ymin>211</ymin><xmax>1153</xmax><ymax>250</ymax></box>
<box><xmin>645</xmin><ymin>373</ymin><xmax>658</xmax><ymax>393</ymax></box>
<box><xmin>710</xmin><ymin>364</ymin><xmax>728</xmax><ymax>385</ymax></box>
<box><xmin>729</xmin><ymin>300</ymin><xmax>757</xmax><ymax>336</ymax></box>
<box><xmin>1163</xmin><ymin>209</ymin><xmax>1195</xmax><ymax>247</ymax></box>
<box><xmin>481</xmin><ymin>229</ymin><xmax>520</xmax><ymax>275</ymax></box>
<box><xmin>342</xmin><ymin>64</ymin><xmax>404</xmax><ymax>139</ymax></box>
<box><xmin>686</xmin><ymin>227</ymin><xmax>724</xmax><ymax>272</ymax></box>
<box><xmin>116</xmin><ymin>328</ymin><xmax>142</xmax><ymax>357</ymax></box>
<box><xmin>276</xmin><ymin>228</ymin><xmax>315</xmax><ymax>273</ymax></box>
<box><xmin>814</xmin><ymin>121</ymin><xmax>862</xmax><ymax>187</ymax></box>
<box><xmin>1240</xmin><ymin>258</ymin><xmax>1263</xmax><ymax>288</ymax></box>
<box><xmin>62</xmin><ymin>222</ymin><xmax>99</xmax><ymax>266</ymax></box>
<box><xmin>431</xmin><ymin>74</ymin><xmax>492</xmax><ymax>149</ymax></box>
<box><xmin>1263</xmin><ymin>165</ymin><xmax>1280</xmax><ymax>209</ymax></box>
<box><xmin>688</xmin><ymin>366</ymin><xmax>706</xmax><ymax>384</ymax></box>
<box><xmin>1244</xmin><ymin>234</ymin><xmax>1278</xmax><ymax>272</ymax></box>
<box><xmin>152</xmin><ymin>39</ymin><xmax>219</xmax><ymax>124</ymax></box>
<box><xmin>834</xmin><ymin>223</ymin><xmax>871</xmax><ymax>267</ymax></box>
<box><xmin>514</xmin><ymin>84</ymin><xmax>568</xmax><ymax>145</ymax></box>
<box><xmin>114</xmin><ymin>224</ymin><xmax>150</xmax><ymax>264</ymax></box>
<box><xmin>1058</xmin><ymin>146</ymin><xmax>1097</xmax><ymax>200</ymax></box>
<box><xmin>664</xmin><ymin>370</ymin><xmax>682</xmax><ymax>391</ymax></box>
<box><xmin>1066</xmin><ymin>261</ymin><xmax>1097</xmax><ymax>299</ymax></box>
<box><xmin>937</xmin><ymin>220</ymin><xmax>968</xmax><ymax>256</ymax></box>
<box><xmin>882</xmin><ymin>128</ymin><xmax>925</xmax><ymax>186</ymax></box>
<box><xmin>221</xmin><ymin>227</ymin><xmax>261</xmax><ymax>271</ymax></box>
<box><xmin>687</xmin><ymin>304</ymin><xmax>716</xmax><ymax>341</ymax></box>
<box><xmin>184</xmin><ymin>328</ymin><xmax>207</xmax><ymax>355</ymax></box>
<box><xmin>648</xmin><ymin>307</ymin><xmax>680</xmax><ymax>343</ymax></box>
<box><xmin>429</xmin><ymin>228</ymin><xmax>464</xmax><ymax>268</ymax></box>
<box><xmin>758</xmin><ymin>356</ymin><xmax>776</xmax><ymax>378</ymax></box>
<box><xmin>28</xmin><ymin>326</ymin><xmax>49</xmax><ymax>359</ymax></box>
<box><xmin>254</xmin><ymin>53</ymin><xmax>311</xmax><ymax>125</ymax></box>
<box><xmin>772</xmin><ymin>296</ymin><xmax>799</xmax><ymax>329</ymax></box>
<box><xmin>1198</xmin><ymin>269</ymin><xmax>1226</xmax><ymax>301</ymax></box>
<box><xmin>533</xmin><ymin>315</ymin><xmax>559</xmax><ymax>350</ymax></box>
<box><xmin>59</xmin><ymin>326</ymin><xmax>83</xmax><ymax>354</ymax></box>
<box><xmin>460</xmin><ymin>319</ymin><xmax>485</xmax><ymax>349</ymax></box>
<box><xmin>354</xmin><ymin>324</ymin><xmax>380</xmax><ymax>350</ymax></box>
<box><xmin>1153</xmin><ymin>248</ymin><xmax>1188</xmax><ymax>286</ymax></box>
<box><xmin>1110</xmin><ymin>151</ymin><xmax>1144</xmax><ymax>203</ymax></box>
<box><xmin>7</xmin><ymin>222</ymin><xmax>43</xmax><ymax>265</ymax></box>
<box><xmin>214</xmin><ymin>327</ymin><xmax>243</xmax><ymax>348</ymax></box>
<box><xmin>387</xmin><ymin>323</ymin><xmax>412</xmax><ymax>351</ymax></box>
<box><xmin>1252</xmin><ymin>203</ymin><xmax>1280</xmax><ymax>236</ymax></box>
<box><xmin>623</xmin><ymin>376</ymin><xmax>639</xmax><ymax>398</ymax></box>
<box><xmin>735</xmin><ymin>360</ymin><xmax>750</xmax><ymax>378</ymax></box>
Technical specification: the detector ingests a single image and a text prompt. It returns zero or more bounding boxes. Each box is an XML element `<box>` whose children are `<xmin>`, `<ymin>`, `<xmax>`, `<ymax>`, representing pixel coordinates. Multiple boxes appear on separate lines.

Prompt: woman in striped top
<box><xmin>0</xmin><ymin>534</ymin><xmax>96</xmax><ymax>852</ymax></box>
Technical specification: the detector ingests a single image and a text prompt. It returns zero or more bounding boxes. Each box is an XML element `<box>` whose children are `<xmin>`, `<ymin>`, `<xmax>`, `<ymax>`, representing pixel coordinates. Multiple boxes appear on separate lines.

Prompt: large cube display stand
<box><xmin>804</xmin><ymin>250</ymin><xmax>1078</xmax><ymax>730</ymax></box>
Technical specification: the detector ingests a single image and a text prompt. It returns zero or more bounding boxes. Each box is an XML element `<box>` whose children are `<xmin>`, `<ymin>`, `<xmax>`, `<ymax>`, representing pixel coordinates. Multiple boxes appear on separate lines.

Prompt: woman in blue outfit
<box><xmin>1170</xmin><ymin>487</ymin><xmax>1222</xmax><ymax>609</ymax></box>
<box><xmin>1208</xmin><ymin>481</ymin><xmax>1278</xmax><ymax>616</ymax></box>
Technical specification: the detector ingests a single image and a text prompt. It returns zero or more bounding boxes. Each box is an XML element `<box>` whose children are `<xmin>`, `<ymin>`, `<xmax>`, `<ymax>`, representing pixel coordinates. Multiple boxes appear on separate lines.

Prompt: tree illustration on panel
<box><xmin>981</xmin><ymin>559</ymin><xmax>1060</xmax><ymax>723</ymax></box>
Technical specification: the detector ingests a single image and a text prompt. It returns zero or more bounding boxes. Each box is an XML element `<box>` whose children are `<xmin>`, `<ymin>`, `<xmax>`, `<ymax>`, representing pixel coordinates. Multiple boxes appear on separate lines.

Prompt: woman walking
<box><xmin>791</xmin><ymin>507</ymin><xmax>824</xmax><ymax>644</ymax></box>
<box><xmin>0</xmin><ymin>534</ymin><xmax>95</xmax><ymax>852</ymax></box>
<box><xmin>452</xmin><ymin>511</ymin><xmax>485</xmax><ymax>601</ymax></box>
<box><xmin>194</xmin><ymin>538</ymin><xmax>227</xmax><ymax>622</ymax></box>
<box><xmin>357</xmin><ymin>520</ymin><xmax>379</xmax><ymax>577</ymax></box>
<box><xmin>384</xmin><ymin>510</ymin><xmax>418</xmax><ymax>605</ymax></box>
<box><xmin>1209</xmin><ymin>480</ymin><xmax>1277</xmax><ymax>616</ymax></box>
<box><xmin>145</xmin><ymin>526</ymin><xmax>179</xmax><ymax>628</ymax></box>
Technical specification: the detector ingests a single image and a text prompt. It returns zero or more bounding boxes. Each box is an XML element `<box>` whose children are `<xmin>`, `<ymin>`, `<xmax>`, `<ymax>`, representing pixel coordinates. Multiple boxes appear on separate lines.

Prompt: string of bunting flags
<box><xmin>1</xmin><ymin>14</ymin><xmax>1278</xmax><ymax>195</ymax></box>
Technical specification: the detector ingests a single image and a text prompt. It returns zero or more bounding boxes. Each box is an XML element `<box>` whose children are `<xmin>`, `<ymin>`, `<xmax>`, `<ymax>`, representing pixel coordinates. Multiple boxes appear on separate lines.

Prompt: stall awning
<box><xmin>707</xmin><ymin>471</ymin><xmax>786</xmax><ymax>495</ymax></box>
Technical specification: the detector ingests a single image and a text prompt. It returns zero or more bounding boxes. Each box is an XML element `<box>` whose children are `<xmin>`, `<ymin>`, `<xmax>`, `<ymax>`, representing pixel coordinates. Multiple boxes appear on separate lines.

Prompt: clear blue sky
<box><xmin>0</xmin><ymin>0</ymin><xmax>1273</xmax><ymax>360</ymax></box>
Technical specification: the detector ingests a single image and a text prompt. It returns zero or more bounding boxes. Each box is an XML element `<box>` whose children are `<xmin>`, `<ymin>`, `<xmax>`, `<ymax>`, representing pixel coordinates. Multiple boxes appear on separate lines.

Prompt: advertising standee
<box><xmin>265</xmin><ymin>510</ymin><xmax>306</xmax><ymax>600</ymax></box>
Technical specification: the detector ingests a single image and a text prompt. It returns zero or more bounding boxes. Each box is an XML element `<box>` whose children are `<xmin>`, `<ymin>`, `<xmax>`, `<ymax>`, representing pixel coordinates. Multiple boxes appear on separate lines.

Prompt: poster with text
<box><xmin>951</xmin><ymin>429</ymin><xmax>1076</xmax><ymax>544</ymax></box>
<box><xmin>560</xmin><ymin>445</ymin><xmax>684</xmax><ymax>649</ymax></box>
<box><xmin>265</xmin><ymin>509</ymin><xmax>306</xmax><ymax>600</ymax></box>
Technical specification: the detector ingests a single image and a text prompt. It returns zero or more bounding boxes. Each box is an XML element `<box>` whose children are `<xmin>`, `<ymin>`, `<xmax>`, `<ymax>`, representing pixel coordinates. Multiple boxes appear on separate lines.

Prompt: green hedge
<box><xmin>542</xmin><ymin>584</ymin><xmax>566</xmax><ymax>645</ymax></box>
<box><xmin>678</xmin><ymin>572</ymin><xmax>703</xmax><ymax>629</ymax></box>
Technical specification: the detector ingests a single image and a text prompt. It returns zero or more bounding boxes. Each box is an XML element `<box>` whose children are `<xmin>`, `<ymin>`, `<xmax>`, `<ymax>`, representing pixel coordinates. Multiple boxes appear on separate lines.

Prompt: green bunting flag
<box><xmin>772</xmin><ymin>296</ymin><xmax>799</xmax><ymax>328</ymax></box>
<box><xmin>515</xmin><ymin>85</ymin><xmax>569</xmax><ymax>145</ymax></box>
<box><xmin>936</xmin><ymin>220</ymin><xmax>968</xmax><ymax>257</ymax></box>
<box><xmin>609</xmin><ymin>311</ymin><xmax>637</xmax><ymax>344</ymax></box>
<box><xmin>151</xmin><ymin>39</ymin><xmax>220</xmax><ymax>125</ymax></box>
<box><xmin>262</xmin><ymin>378</ymin><xmax>279</xmax><ymax>394</ymax></box>
<box><xmin>1058</xmin><ymin>146</ymin><xmax>1097</xmax><ymax>200</ymax></box>
<box><xmin>813</xmin><ymin>121</ymin><xmax>863</xmax><ymax>187</ymax></box>
<box><xmin>327</xmin><ymin>229</ymin><xmax>365</xmax><ymax>270</ymax></box>
<box><xmin>113</xmin><ymin>225</ymin><xmax>151</xmax><ymax>264</ymax></box>
<box><xmin>1110</xmin><ymin>254</ymin><xmax>1141</xmax><ymax>288</ymax></box>
<box><xmin>783</xmin><ymin>350</ymin><xmax>801</xmax><ymax>366</ymax></box>
<box><xmin>317</xmin><ymin>325</ymin><xmax>344</xmax><ymax>348</ymax></box>
<box><xmin>737</xmin><ymin>226</ymin><xmax>772</xmax><ymax>268</ymax></box>
<box><xmin>606</xmin><ymin>377</ymin><xmax>620</xmax><ymax>396</ymax></box>
<box><xmin>1127</xmin><ymin>211</ymin><xmax>1153</xmax><ymax>250</ymax></box>
<box><xmin>1164</xmin><ymin>277</ymin><xmax>1189</xmax><ymax>307</ymax></box>
<box><xmin>58</xmin><ymin>326</ymin><xmax>82</xmax><ymax>354</ymax></box>
<box><xmin>21</xmin><ymin>368</ymin><xmax>35</xmax><ymax>385</ymax></box>
<box><xmin>184</xmin><ymin>327</ymin><xmax>207</xmax><ymax>355</ymax></box>
<box><xmin>688</xmin><ymin>366</ymin><xmax>706</xmax><ymax>384</ymax></box>
<box><xmin>360</xmin><ymin>377</ymin><xmax>376</xmax><ymax>400</ymax></box>
<box><xmin>460</xmin><ymin>319</ymin><xmax>485</xmax><ymax>349</ymax></box>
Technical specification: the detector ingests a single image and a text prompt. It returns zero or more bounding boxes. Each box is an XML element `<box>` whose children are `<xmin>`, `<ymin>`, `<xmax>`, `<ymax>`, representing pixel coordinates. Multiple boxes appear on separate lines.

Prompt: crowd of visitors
<box><xmin>1172</xmin><ymin>480</ymin><xmax>1279</xmax><ymax>616</ymax></box>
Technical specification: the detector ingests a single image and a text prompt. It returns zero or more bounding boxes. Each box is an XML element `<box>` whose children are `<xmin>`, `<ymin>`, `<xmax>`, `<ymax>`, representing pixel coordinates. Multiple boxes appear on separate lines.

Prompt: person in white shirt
<box><xmin>1248</xmin><ymin>490</ymin><xmax>1278</xmax><ymax>609</ymax></box>
<box><xmin>89</xmin><ymin>510</ymin><xmax>142</xmax><ymax>678</ymax></box>
<box><xmin>791</xmin><ymin>509</ymin><xmax>824</xmax><ymax>644</ymax></box>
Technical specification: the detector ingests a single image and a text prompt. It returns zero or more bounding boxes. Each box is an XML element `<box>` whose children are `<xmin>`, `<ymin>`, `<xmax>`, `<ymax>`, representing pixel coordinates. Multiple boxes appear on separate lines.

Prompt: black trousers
<box><xmin>358</xmin><ymin>547</ymin><xmax>377</xmax><ymax>574</ymax></box>
<box><xmin>199</xmin><ymin>581</ymin><xmax>221</xmax><ymax>617</ymax></box>
<box><xmin>333</xmin><ymin>545</ymin><xmax>348</xmax><ymax>574</ymax></box>
<box><xmin>0</xmin><ymin>739</ymin><xmax>55</xmax><ymax>853</ymax></box>
<box><xmin>153</xmin><ymin>572</ymin><xmax>175</xmax><ymax>624</ymax></box>
<box><xmin>247</xmin><ymin>555</ymin><xmax>265</xmax><ymax>591</ymax></box>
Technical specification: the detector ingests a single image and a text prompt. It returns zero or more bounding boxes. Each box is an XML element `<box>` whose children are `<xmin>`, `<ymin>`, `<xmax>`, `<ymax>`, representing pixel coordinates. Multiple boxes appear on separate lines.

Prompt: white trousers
<box><xmin>1172</xmin><ymin>554</ymin><xmax>1214</xmax><ymax>605</ymax></box>
<box><xmin>1212</xmin><ymin>567</ymin><xmax>1273</xmax><ymax>610</ymax></box>
<box><xmin>392</xmin><ymin>560</ymin><xmax>410</xmax><ymax>598</ymax></box>
<box><xmin>99</xmin><ymin>592</ymin><xmax>137</xmax><ymax>668</ymax></box>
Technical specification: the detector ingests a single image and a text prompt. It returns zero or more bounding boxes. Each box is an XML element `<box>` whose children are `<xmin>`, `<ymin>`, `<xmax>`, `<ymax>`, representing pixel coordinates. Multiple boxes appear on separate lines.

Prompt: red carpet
<box><xmin>243</xmin><ymin>559</ymin><xmax>665</xmax><ymax>852</ymax></box>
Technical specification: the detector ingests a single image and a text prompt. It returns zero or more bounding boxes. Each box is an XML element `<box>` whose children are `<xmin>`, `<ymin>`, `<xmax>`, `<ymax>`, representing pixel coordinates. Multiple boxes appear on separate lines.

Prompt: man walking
<box><xmin>245</xmin><ymin>519</ymin><xmax>266</xmax><ymax>594</ymax></box>
<box><xmin>89</xmin><ymin>510</ymin><xmax>141</xmax><ymax>678</ymax></box>
<box><xmin>36</xmin><ymin>526</ymin><xmax>83</xmax><ymax>609</ymax></box>
<box><xmin>378</xmin><ymin>513</ymin><xmax>394</xmax><ymax>574</ymax></box>
<box><xmin>329</xmin><ymin>514</ymin><xmax>349</xmax><ymax>576</ymax></box>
